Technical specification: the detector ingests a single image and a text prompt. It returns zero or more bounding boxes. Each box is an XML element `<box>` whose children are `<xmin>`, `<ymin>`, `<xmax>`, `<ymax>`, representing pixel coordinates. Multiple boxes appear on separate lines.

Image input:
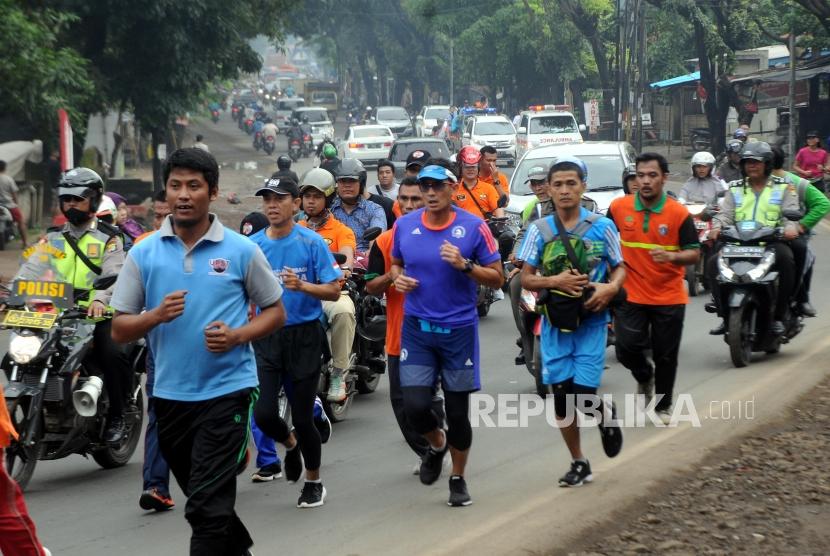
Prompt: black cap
<box><xmin>254</xmin><ymin>177</ymin><xmax>299</xmax><ymax>198</ymax></box>
<box><xmin>806</xmin><ymin>130</ymin><xmax>820</xmax><ymax>138</ymax></box>
<box><xmin>405</xmin><ymin>149</ymin><xmax>431</xmax><ymax>169</ymax></box>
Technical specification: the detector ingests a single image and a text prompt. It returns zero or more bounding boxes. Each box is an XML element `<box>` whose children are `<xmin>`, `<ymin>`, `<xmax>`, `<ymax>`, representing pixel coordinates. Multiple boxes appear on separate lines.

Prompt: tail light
<box><xmin>383</xmin><ymin>142</ymin><xmax>392</xmax><ymax>147</ymax></box>
<box><xmin>348</xmin><ymin>143</ymin><xmax>365</xmax><ymax>149</ymax></box>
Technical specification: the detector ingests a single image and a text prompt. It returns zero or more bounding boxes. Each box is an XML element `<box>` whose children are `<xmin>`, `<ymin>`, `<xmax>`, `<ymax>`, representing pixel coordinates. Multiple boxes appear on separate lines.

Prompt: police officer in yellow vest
<box><xmin>15</xmin><ymin>168</ymin><xmax>131</xmax><ymax>443</ymax></box>
<box><xmin>709</xmin><ymin>142</ymin><xmax>800</xmax><ymax>336</ymax></box>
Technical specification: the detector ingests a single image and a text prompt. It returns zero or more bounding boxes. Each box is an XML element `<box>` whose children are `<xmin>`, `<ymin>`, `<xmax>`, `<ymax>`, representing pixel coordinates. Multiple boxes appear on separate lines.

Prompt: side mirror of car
<box><xmin>93</xmin><ymin>275</ymin><xmax>118</xmax><ymax>291</ymax></box>
<box><xmin>517</xmin><ymin>126</ymin><xmax>527</xmax><ymax>134</ymax></box>
<box><xmin>363</xmin><ymin>227</ymin><xmax>383</xmax><ymax>243</ymax></box>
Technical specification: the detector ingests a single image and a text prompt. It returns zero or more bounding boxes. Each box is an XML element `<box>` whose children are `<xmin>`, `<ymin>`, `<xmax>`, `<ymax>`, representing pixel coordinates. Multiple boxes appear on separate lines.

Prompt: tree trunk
<box><xmin>694</xmin><ymin>19</ymin><xmax>728</xmax><ymax>155</ymax></box>
<box><xmin>357</xmin><ymin>52</ymin><xmax>377</xmax><ymax>108</ymax></box>
<box><xmin>151</xmin><ymin>128</ymin><xmax>163</xmax><ymax>192</ymax></box>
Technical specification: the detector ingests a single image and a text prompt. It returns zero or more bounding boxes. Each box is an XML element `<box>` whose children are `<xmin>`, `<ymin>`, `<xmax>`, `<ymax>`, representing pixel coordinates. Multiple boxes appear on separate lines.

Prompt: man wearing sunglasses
<box><xmin>390</xmin><ymin>164</ymin><xmax>504</xmax><ymax>507</ymax></box>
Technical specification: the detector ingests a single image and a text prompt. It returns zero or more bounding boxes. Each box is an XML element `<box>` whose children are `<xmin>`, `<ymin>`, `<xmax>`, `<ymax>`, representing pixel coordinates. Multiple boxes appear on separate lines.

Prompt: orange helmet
<box><xmin>458</xmin><ymin>146</ymin><xmax>482</xmax><ymax>165</ymax></box>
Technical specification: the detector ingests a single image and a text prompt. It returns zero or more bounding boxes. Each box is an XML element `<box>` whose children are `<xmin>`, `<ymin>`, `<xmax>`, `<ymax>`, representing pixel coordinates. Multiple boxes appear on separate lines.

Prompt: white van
<box><xmin>461</xmin><ymin>114</ymin><xmax>517</xmax><ymax>166</ymax></box>
<box><xmin>515</xmin><ymin>106</ymin><xmax>585</xmax><ymax>158</ymax></box>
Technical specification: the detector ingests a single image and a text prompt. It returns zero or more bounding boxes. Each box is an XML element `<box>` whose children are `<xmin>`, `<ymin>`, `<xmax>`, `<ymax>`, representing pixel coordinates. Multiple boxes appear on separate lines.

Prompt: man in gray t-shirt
<box><xmin>0</xmin><ymin>160</ymin><xmax>27</xmax><ymax>245</ymax></box>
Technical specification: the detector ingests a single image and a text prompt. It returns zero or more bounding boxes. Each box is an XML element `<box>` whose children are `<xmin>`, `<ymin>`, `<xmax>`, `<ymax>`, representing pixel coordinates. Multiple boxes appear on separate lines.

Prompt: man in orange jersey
<box><xmin>365</xmin><ymin>177</ymin><xmax>445</xmax><ymax>473</ymax></box>
<box><xmin>478</xmin><ymin>145</ymin><xmax>509</xmax><ymax>206</ymax></box>
<box><xmin>606</xmin><ymin>153</ymin><xmax>700</xmax><ymax>424</ymax></box>
<box><xmin>453</xmin><ymin>146</ymin><xmax>503</xmax><ymax>220</ymax></box>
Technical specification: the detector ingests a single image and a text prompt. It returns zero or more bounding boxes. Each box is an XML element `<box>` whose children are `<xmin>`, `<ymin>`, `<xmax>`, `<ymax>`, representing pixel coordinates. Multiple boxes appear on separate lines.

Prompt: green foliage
<box><xmin>0</xmin><ymin>0</ymin><xmax>95</xmax><ymax>135</ymax></box>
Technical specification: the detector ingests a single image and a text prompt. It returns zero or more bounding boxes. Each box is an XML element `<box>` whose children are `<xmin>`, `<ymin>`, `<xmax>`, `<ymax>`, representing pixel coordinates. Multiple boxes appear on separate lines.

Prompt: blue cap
<box><xmin>417</xmin><ymin>165</ymin><xmax>457</xmax><ymax>183</ymax></box>
<box><xmin>733</xmin><ymin>128</ymin><xmax>748</xmax><ymax>139</ymax></box>
<box><xmin>550</xmin><ymin>155</ymin><xmax>588</xmax><ymax>182</ymax></box>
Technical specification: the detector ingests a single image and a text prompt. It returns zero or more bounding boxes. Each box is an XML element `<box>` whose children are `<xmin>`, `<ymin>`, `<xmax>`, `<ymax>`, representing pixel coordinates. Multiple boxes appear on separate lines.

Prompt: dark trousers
<box><xmin>92</xmin><ymin>320</ymin><xmax>131</xmax><ymax>417</ymax></box>
<box><xmin>614</xmin><ymin>302</ymin><xmax>686</xmax><ymax>410</ymax></box>
<box><xmin>143</xmin><ymin>397</ymin><xmax>171</xmax><ymax>494</ymax></box>
<box><xmin>790</xmin><ymin>236</ymin><xmax>809</xmax><ymax>302</ymax></box>
<box><xmin>387</xmin><ymin>355</ymin><xmax>445</xmax><ymax>458</ymax></box>
<box><xmin>708</xmin><ymin>241</ymin><xmax>796</xmax><ymax>320</ymax></box>
<box><xmin>154</xmin><ymin>389</ymin><xmax>254</xmax><ymax>556</ymax></box>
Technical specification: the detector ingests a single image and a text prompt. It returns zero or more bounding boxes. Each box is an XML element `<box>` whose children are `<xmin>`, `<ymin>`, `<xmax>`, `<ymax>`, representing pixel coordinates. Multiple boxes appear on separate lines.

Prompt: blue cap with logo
<box><xmin>417</xmin><ymin>165</ymin><xmax>457</xmax><ymax>183</ymax></box>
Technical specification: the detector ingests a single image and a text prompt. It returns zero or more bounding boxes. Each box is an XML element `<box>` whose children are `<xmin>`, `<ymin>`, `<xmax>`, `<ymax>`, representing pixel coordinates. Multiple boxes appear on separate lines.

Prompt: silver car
<box><xmin>372</xmin><ymin>106</ymin><xmax>413</xmax><ymax>138</ymax></box>
<box><xmin>339</xmin><ymin>125</ymin><xmax>394</xmax><ymax>167</ymax></box>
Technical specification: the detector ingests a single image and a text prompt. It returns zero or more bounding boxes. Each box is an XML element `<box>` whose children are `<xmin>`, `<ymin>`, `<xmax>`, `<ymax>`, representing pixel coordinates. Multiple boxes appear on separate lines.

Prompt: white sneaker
<box><xmin>493</xmin><ymin>289</ymin><xmax>505</xmax><ymax>301</ymax></box>
<box><xmin>327</xmin><ymin>371</ymin><xmax>346</xmax><ymax>402</ymax></box>
<box><xmin>656</xmin><ymin>407</ymin><xmax>673</xmax><ymax>426</ymax></box>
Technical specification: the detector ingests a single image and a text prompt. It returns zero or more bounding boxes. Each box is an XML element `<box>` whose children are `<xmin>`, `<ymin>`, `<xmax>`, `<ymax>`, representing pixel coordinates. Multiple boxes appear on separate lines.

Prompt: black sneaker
<box><xmin>447</xmin><ymin>475</ymin><xmax>472</xmax><ymax>507</ymax></box>
<box><xmin>104</xmin><ymin>415</ymin><xmax>127</xmax><ymax>444</ymax></box>
<box><xmin>296</xmin><ymin>482</ymin><xmax>326</xmax><ymax>508</ymax></box>
<box><xmin>598</xmin><ymin>402</ymin><xmax>623</xmax><ymax>458</ymax></box>
<box><xmin>419</xmin><ymin>438</ymin><xmax>449</xmax><ymax>486</ymax></box>
<box><xmin>139</xmin><ymin>488</ymin><xmax>175</xmax><ymax>511</ymax></box>
<box><xmin>284</xmin><ymin>442</ymin><xmax>304</xmax><ymax>484</ymax></box>
<box><xmin>558</xmin><ymin>460</ymin><xmax>593</xmax><ymax>487</ymax></box>
<box><xmin>251</xmin><ymin>462</ymin><xmax>283</xmax><ymax>482</ymax></box>
<box><xmin>709</xmin><ymin>321</ymin><xmax>726</xmax><ymax>335</ymax></box>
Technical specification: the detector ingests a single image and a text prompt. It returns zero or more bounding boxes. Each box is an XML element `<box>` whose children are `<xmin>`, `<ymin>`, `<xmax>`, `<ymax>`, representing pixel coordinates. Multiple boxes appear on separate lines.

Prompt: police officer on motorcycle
<box><xmin>708</xmin><ymin>142</ymin><xmax>801</xmax><ymax>336</ymax></box>
<box><xmin>12</xmin><ymin>168</ymin><xmax>132</xmax><ymax>443</ymax></box>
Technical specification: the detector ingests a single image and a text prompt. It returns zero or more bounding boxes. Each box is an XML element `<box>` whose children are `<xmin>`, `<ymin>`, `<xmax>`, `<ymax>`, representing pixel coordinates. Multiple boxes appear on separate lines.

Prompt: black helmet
<box><xmin>302</xmin><ymin>115</ymin><xmax>309</xmax><ymax>123</ymax></box>
<box><xmin>277</xmin><ymin>155</ymin><xmax>292</xmax><ymax>170</ymax></box>
<box><xmin>335</xmin><ymin>159</ymin><xmax>367</xmax><ymax>192</ymax></box>
<box><xmin>621</xmin><ymin>163</ymin><xmax>637</xmax><ymax>193</ymax></box>
<box><xmin>291</xmin><ymin>118</ymin><xmax>299</xmax><ymax>126</ymax></box>
<box><xmin>739</xmin><ymin>141</ymin><xmax>773</xmax><ymax>177</ymax></box>
<box><xmin>726</xmin><ymin>139</ymin><xmax>744</xmax><ymax>155</ymax></box>
<box><xmin>57</xmin><ymin>167</ymin><xmax>105</xmax><ymax>212</ymax></box>
<box><xmin>357</xmin><ymin>295</ymin><xmax>387</xmax><ymax>343</ymax></box>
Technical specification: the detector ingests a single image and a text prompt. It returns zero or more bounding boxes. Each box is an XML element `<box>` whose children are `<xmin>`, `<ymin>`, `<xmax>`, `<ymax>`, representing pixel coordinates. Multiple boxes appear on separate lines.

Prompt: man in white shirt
<box><xmin>373</xmin><ymin>159</ymin><xmax>399</xmax><ymax>201</ymax></box>
<box><xmin>193</xmin><ymin>135</ymin><xmax>209</xmax><ymax>152</ymax></box>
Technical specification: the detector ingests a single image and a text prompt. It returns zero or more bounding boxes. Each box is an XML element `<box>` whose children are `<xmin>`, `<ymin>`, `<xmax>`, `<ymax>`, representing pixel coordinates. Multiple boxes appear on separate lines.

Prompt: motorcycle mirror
<box><xmin>782</xmin><ymin>209</ymin><xmax>804</xmax><ymax>221</ymax></box>
<box><xmin>363</xmin><ymin>227</ymin><xmax>383</xmax><ymax>243</ymax></box>
<box><xmin>93</xmin><ymin>275</ymin><xmax>118</xmax><ymax>291</ymax></box>
<box><xmin>333</xmin><ymin>253</ymin><xmax>348</xmax><ymax>265</ymax></box>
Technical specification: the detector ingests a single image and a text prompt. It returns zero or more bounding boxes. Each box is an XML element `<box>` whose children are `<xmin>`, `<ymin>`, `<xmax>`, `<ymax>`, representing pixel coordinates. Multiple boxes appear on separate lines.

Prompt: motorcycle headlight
<box><xmin>718</xmin><ymin>256</ymin><xmax>735</xmax><ymax>282</ymax></box>
<box><xmin>747</xmin><ymin>252</ymin><xmax>775</xmax><ymax>281</ymax></box>
<box><xmin>9</xmin><ymin>333</ymin><xmax>44</xmax><ymax>364</ymax></box>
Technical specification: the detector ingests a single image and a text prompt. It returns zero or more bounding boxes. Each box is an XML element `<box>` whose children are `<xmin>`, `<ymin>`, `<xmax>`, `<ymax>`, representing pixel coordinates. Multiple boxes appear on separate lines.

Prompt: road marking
<box><xmin>434</xmin><ymin>331</ymin><xmax>830</xmax><ymax>555</ymax></box>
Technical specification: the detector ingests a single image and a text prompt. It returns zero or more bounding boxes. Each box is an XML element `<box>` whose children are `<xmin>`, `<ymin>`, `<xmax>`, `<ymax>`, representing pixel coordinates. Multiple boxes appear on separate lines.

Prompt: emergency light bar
<box><xmin>528</xmin><ymin>104</ymin><xmax>571</xmax><ymax>112</ymax></box>
<box><xmin>461</xmin><ymin>107</ymin><xmax>497</xmax><ymax>115</ymax></box>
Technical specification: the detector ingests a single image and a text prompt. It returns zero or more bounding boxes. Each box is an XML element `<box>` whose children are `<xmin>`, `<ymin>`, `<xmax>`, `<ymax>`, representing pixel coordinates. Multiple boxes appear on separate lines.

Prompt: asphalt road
<box><xmin>17</xmin><ymin>115</ymin><xmax>830</xmax><ymax>555</ymax></box>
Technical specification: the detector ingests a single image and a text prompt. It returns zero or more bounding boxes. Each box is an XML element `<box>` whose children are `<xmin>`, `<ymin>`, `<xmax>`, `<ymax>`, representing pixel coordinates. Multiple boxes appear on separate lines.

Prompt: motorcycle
<box><xmin>211</xmin><ymin>109</ymin><xmax>220</xmax><ymax>124</ymax></box>
<box><xmin>263</xmin><ymin>135</ymin><xmax>275</xmax><ymax>156</ymax></box>
<box><xmin>707</xmin><ymin>210</ymin><xmax>805</xmax><ymax>367</ymax></box>
<box><xmin>321</xmin><ymin>231</ymin><xmax>386</xmax><ymax>422</ymax></box>
<box><xmin>475</xmin><ymin>216</ymin><xmax>513</xmax><ymax>317</ymax></box>
<box><xmin>0</xmin><ymin>205</ymin><xmax>16</xmax><ymax>251</ymax></box>
<box><xmin>244</xmin><ymin>118</ymin><xmax>254</xmax><ymax>135</ymax></box>
<box><xmin>253</xmin><ymin>131</ymin><xmax>263</xmax><ymax>151</ymax></box>
<box><xmin>684</xmin><ymin>203</ymin><xmax>716</xmax><ymax>296</ymax></box>
<box><xmin>2</xmin><ymin>274</ymin><xmax>145</xmax><ymax>490</ymax></box>
<box><xmin>288</xmin><ymin>137</ymin><xmax>302</xmax><ymax>163</ymax></box>
<box><xmin>302</xmin><ymin>134</ymin><xmax>313</xmax><ymax>158</ymax></box>
<box><xmin>231</xmin><ymin>105</ymin><xmax>240</xmax><ymax>121</ymax></box>
<box><xmin>690</xmin><ymin>128</ymin><xmax>711</xmax><ymax>152</ymax></box>
<box><xmin>515</xmin><ymin>284</ymin><xmax>545</xmax><ymax>396</ymax></box>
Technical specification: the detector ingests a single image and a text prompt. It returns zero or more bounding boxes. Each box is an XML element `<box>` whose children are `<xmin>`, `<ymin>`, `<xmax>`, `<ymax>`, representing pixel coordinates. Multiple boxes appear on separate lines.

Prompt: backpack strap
<box><xmin>536</xmin><ymin>212</ymin><xmax>600</xmax><ymax>243</ymax></box>
<box><xmin>535</xmin><ymin>217</ymin><xmax>557</xmax><ymax>243</ymax></box>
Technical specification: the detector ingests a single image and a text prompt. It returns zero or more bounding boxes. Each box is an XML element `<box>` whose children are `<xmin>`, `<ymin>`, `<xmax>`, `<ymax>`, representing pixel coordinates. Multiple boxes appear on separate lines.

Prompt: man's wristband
<box><xmin>461</xmin><ymin>258</ymin><xmax>474</xmax><ymax>273</ymax></box>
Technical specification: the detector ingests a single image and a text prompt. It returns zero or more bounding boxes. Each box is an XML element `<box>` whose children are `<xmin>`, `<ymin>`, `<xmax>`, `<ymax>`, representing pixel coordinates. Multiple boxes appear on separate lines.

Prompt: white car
<box><xmin>461</xmin><ymin>115</ymin><xmax>517</xmax><ymax>166</ymax></box>
<box><xmin>339</xmin><ymin>125</ymin><xmax>394</xmax><ymax>167</ymax></box>
<box><xmin>515</xmin><ymin>106</ymin><xmax>585</xmax><ymax>158</ymax></box>
<box><xmin>292</xmin><ymin>107</ymin><xmax>334</xmax><ymax>145</ymax></box>
<box><xmin>415</xmin><ymin>105</ymin><xmax>451</xmax><ymax>137</ymax></box>
<box><xmin>506</xmin><ymin>141</ymin><xmax>637</xmax><ymax>228</ymax></box>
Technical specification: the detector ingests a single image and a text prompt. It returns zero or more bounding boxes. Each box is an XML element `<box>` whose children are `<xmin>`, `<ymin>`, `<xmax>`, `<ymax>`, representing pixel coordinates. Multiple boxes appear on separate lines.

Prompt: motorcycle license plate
<box><xmin>2</xmin><ymin>310</ymin><xmax>57</xmax><ymax>329</ymax></box>
<box><xmin>722</xmin><ymin>245</ymin><xmax>765</xmax><ymax>258</ymax></box>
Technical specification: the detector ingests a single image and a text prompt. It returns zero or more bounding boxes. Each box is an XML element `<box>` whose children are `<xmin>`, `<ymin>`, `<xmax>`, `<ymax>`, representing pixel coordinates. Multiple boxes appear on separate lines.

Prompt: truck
<box><xmin>304</xmin><ymin>81</ymin><xmax>339</xmax><ymax>123</ymax></box>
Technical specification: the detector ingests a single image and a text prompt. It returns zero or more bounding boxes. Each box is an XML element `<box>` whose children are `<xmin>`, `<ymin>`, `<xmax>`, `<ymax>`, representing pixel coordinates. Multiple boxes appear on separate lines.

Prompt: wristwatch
<box><xmin>462</xmin><ymin>258</ymin><xmax>474</xmax><ymax>273</ymax></box>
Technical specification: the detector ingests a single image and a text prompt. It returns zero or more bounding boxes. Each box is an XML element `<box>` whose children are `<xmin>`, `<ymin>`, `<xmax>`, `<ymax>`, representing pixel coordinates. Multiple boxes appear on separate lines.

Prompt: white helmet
<box><xmin>691</xmin><ymin>151</ymin><xmax>716</xmax><ymax>168</ymax></box>
<box><xmin>96</xmin><ymin>195</ymin><xmax>117</xmax><ymax>220</ymax></box>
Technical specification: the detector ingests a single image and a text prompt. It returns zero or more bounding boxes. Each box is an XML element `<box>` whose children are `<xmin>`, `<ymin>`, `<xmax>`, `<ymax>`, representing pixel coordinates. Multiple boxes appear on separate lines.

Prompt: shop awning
<box><xmin>649</xmin><ymin>71</ymin><xmax>699</xmax><ymax>90</ymax></box>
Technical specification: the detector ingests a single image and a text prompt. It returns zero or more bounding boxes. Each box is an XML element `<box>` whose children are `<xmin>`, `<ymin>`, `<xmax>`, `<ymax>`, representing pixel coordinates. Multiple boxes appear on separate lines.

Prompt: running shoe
<box><xmin>448</xmin><ymin>475</ymin><xmax>472</xmax><ymax>507</ymax></box>
<box><xmin>284</xmin><ymin>441</ymin><xmax>304</xmax><ymax>484</ymax></box>
<box><xmin>327</xmin><ymin>371</ymin><xmax>347</xmax><ymax>402</ymax></box>
<box><xmin>598</xmin><ymin>401</ymin><xmax>623</xmax><ymax>458</ymax></box>
<box><xmin>251</xmin><ymin>462</ymin><xmax>283</xmax><ymax>482</ymax></box>
<box><xmin>139</xmin><ymin>488</ymin><xmax>175</xmax><ymax>511</ymax></box>
<box><xmin>637</xmin><ymin>371</ymin><xmax>655</xmax><ymax>407</ymax></box>
<box><xmin>297</xmin><ymin>482</ymin><xmax>327</xmax><ymax>508</ymax></box>
<box><xmin>656</xmin><ymin>406</ymin><xmax>673</xmax><ymax>426</ymax></box>
<box><xmin>313</xmin><ymin>397</ymin><xmax>332</xmax><ymax>444</ymax></box>
<box><xmin>419</xmin><ymin>438</ymin><xmax>449</xmax><ymax>486</ymax></box>
<box><xmin>558</xmin><ymin>460</ymin><xmax>593</xmax><ymax>487</ymax></box>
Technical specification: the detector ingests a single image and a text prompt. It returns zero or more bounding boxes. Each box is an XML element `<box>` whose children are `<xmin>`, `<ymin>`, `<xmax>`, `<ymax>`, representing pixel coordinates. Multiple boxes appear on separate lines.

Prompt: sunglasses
<box><xmin>418</xmin><ymin>180</ymin><xmax>450</xmax><ymax>192</ymax></box>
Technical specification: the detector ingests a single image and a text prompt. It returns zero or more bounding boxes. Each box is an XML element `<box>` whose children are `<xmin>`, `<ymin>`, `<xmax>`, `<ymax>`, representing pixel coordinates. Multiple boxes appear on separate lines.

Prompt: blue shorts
<box><xmin>540</xmin><ymin>321</ymin><xmax>608</xmax><ymax>388</ymax></box>
<box><xmin>400</xmin><ymin>316</ymin><xmax>480</xmax><ymax>392</ymax></box>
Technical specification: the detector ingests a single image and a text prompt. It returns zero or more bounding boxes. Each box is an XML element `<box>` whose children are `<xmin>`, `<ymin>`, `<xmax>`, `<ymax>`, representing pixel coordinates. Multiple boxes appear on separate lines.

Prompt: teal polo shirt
<box><xmin>111</xmin><ymin>214</ymin><xmax>282</xmax><ymax>402</ymax></box>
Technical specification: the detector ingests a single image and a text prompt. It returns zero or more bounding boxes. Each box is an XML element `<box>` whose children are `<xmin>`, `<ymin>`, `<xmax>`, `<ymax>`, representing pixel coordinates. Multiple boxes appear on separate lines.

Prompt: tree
<box><xmin>0</xmin><ymin>1</ymin><xmax>96</xmax><ymax>141</ymax></box>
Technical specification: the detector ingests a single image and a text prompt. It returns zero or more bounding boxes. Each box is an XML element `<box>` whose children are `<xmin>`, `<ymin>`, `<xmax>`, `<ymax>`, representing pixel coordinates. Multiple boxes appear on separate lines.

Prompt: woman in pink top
<box><xmin>793</xmin><ymin>131</ymin><xmax>828</xmax><ymax>185</ymax></box>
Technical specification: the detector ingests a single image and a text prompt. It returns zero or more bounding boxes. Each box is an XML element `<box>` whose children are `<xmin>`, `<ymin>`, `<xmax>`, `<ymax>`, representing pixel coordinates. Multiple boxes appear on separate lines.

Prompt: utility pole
<box><xmin>787</xmin><ymin>28</ymin><xmax>796</xmax><ymax>162</ymax></box>
<box><xmin>449</xmin><ymin>39</ymin><xmax>455</xmax><ymax>106</ymax></box>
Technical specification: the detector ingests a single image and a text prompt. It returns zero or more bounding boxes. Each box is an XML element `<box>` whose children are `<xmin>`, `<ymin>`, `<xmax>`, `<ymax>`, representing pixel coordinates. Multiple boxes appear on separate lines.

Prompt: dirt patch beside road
<box><xmin>562</xmin><ymin>376</ymin><xmax>830</xmax><ymax>556</ymax></box>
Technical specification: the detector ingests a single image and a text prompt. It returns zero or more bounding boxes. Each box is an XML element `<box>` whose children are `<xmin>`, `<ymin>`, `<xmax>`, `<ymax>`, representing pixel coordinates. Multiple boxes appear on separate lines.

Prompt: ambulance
<box><xmin>515</xmin><ymin>105</ymin><xmax>585</xmax><ymax>158</ymax></box>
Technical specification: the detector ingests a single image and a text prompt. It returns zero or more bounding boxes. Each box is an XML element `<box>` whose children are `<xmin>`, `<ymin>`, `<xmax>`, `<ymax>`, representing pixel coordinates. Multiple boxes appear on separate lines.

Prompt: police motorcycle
<box><xmin>2</xmin><ymin>273</ymin><xmax>145</xmax><ymax>490</ymax></box>
<box><xmin>707</xmin><ymin>209</ymin><xmax>805</xmax><ymax>368</ymax></box>
<box><xmin>0</xmin><ymin>204</ymin><xmax>16</xmax><ymax>250</ymax></box>
<box><xmin>319</xmin><ymin>228</ymin><xmax>387</xmax><ymax>421</ymax></box>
